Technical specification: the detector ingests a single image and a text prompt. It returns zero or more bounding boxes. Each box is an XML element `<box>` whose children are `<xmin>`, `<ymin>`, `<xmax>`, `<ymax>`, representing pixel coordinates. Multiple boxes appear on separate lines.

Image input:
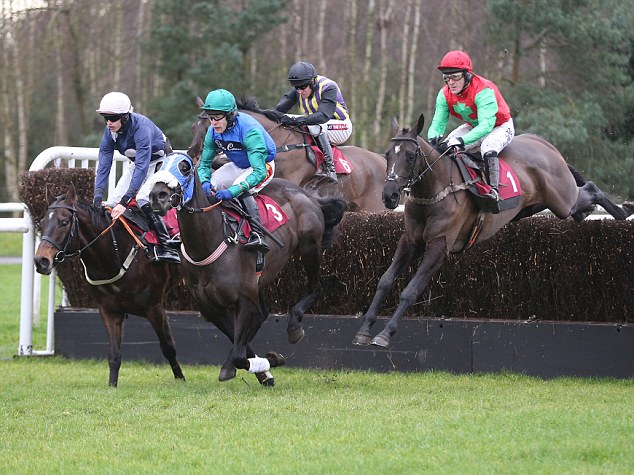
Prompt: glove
<box><xmin>429</xmin><ymin>136</ymin><xmax>443</xmax><ymax>147</ymax></box>
<box><xmin>443</xmin><ymin>136</ymin><xmax>465</xmax><ymax>151</ymax></box>
<box><xmin>215</xmin><ymin>189</ymin><xmax>232</xmax><ymax>201</ymax></box>
<box><xmin>93</xmin><ymin>197</ymin><xmax>102</xmax><ymax>208</ymax></box>
<box><xmin>202</xmin><ymin>181</ymin><xmax>212</xmax><ymax>196</ymax></box>
<box><xmin>280</xmin><ymin>115</ymin><xmax>300</xmax><ymax>127</ymax></box>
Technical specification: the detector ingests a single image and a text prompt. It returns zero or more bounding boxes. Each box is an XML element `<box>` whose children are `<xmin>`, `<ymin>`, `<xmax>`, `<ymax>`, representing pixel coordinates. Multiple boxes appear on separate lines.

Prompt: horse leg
<box><xmin>571</xmin><ymin>181</ymin><xmax>628</xmax><ymax>221</ymax></box>
<box><xmin>372</xmin><ymin>236</ymin><xmax>447</xmax><ymax>348</ymax></box>
<box><xmin>286</xmin><ymin>240</ymin><xmax>324</xmax><ymax>344</ymax></box>
<box><xmin>230</xmin><ymin>298</ymin><xmax>269</xmax><ymax>373</ymax></box>
<box><xmin>353</xmin><ymin>234</ymin><xmax>420</xmax><ymax>345</ymax></box>
<box><xmin>145</xmin><ymin>304</ymin><xmax>185</xmax><ymax>382</ymax></box>
<box><xmin>98</xmin><ymin>309</ymin><xmax>125</xmax><ymax>387</ymax></box>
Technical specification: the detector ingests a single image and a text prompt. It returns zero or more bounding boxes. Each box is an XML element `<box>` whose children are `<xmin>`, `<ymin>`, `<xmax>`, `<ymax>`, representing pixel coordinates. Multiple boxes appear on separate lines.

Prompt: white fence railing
<box><xmin>12</xmin><ymin>147</ymin><xmax>129</xmax><ymax>356</ymax></box>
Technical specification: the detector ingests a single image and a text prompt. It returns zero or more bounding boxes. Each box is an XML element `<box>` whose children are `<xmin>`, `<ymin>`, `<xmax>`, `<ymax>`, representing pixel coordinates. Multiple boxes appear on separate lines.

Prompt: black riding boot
<box><xmin>141</xmin><ymin>204</ymin><xmax>181</xmax><ymax>263</ymax></box>
<box><xmin>239</xmin><ymin>194</ymin><xmax>270</xmax><ymax>253</ymax></box>
<box><xmin>483</xmin><ymin>151</ymin><xmax>501</xmax><ymax>214</ymax></box>
<box><xmin>314</xmin><ymin>131</ymin><xmax>337</xmax><ymax>182</ymax></box>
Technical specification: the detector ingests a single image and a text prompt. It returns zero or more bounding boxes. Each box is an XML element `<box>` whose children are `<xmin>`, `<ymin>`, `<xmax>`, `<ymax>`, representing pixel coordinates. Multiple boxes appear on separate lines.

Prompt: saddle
<box><xmin>120</xmin><ymin>207</ymin><xmax>180</xmax><ymax>246</ymax></box>
<box><xmin>453</xmin><ymin>151</ymin><xmax>522</xmax><ymax>213</ymax></box>
<box><xmin>276</xmin><ymin>126</ymin><xmax>353</xmax><ymax>175</ymax></box>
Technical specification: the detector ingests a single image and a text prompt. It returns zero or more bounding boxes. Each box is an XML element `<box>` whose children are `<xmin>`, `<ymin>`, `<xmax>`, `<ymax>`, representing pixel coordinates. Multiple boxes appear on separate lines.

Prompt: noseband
<box><xmin>41</xmin><ymin>203</ymin><xmax>80</xmax><ymax>264</ymax></box>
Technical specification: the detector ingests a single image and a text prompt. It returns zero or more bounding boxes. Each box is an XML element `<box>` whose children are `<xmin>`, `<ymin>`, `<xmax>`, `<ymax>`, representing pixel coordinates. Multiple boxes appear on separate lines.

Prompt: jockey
<box><xmin>198</xmin><ymin>89</ymin><xmax>276</xmax><ymax>253</ymax></box>
<box><xmin>427</xmin><ymin>50</ymin><xmax>515</xmax><ymax>211</ymax></box>
<box><xmin>274</xmin><ymin>61</ymin><xmax>352</xmax><ymax>182</ymax></box>
<box><xmin>94</xmin><ymin>91</ymin><xmax>180</xmax><ymax>264</ymax></box>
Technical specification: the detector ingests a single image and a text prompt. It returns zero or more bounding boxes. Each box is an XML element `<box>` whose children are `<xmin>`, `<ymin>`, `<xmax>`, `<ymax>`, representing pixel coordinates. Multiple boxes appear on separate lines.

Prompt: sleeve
<box><xmin>274</xmin><ymin>89</ymin><xmax>298</xmax><ymax>113</ymax></box>
<box><xmin>197</xmin><ymin>130</ymin><xmax>217</xmax><ymax>183</ymax></box>
<box><xmin>94</xmin><ymin>130</ymin><xmax>115</xmax><ymax>200</ymax></box>
<box><xmin>461</xmin><ymin>88</ymin><xmax>498</xmax><ymax>145</ymax></box>
<box><xmin>120</xmin><ymin>125</ymin><xmax>152</xmax><ymax>206</ymax></box>
<box><xmin>427</xmin><ymin>89</ymin><xmax>450</xmax><ymax>140</ymax></box>
<box><xmin>226</xmin><ymin>128</ymin><xmax>269</xmax><ymax>198</ymax></box>
<box><xmin>303</xmin><ymin>86</ymin><xmax>337</xmax><ymax>125</ymax></box>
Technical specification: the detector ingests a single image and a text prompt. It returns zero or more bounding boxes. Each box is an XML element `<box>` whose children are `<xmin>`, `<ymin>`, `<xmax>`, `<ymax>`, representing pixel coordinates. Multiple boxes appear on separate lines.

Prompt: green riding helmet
<box><xmin>202</xmin><ymin>89</ymin><xmax>237</xmax><ymax>112</ymax></box>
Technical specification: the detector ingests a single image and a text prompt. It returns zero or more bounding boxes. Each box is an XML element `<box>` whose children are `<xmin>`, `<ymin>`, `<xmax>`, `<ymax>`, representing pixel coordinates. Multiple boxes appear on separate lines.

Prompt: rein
<box><xmin>43</xmin><ymin>203</ymin><xmax>148</xmax><ymax>285</ymax></box>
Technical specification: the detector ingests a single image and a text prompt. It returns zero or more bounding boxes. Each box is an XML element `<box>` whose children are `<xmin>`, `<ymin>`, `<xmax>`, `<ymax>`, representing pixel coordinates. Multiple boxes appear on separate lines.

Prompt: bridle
<box><xmin>386</xmin><ymin>135</ymin><xmax>447</xmax><ymax>191</ymax></box>
<box><xmin>41</xmin><ymin>203</ymin><xmax>81</xmax><ymax>264</ymax></box>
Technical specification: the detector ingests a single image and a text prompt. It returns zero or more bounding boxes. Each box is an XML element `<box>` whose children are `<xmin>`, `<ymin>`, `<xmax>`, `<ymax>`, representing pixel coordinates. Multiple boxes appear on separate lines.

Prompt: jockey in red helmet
<box><xmin>428</xmin><ymin>50</ymin><xmax>515</xmax><ymax>212</ymax></box>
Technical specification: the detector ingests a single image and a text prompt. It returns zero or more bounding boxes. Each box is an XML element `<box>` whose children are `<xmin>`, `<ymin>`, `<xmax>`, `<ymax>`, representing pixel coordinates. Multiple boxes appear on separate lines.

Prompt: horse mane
<box><xmin>76</xmin><ymin>201</ymin><xmax>112</xmax><ymax>229</ymax></box>
<box><xmin>236</xmin><ymin>96</ymin><xmax>285</xmax><ymax>123</ymax></box>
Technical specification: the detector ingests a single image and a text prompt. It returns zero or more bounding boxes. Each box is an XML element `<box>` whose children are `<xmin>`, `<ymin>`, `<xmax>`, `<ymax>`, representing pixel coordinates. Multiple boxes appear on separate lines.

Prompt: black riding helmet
<box><xmin>288</xmin><ymin>61</ymin><xmax>317</xmax><ymax>88</ymax></box>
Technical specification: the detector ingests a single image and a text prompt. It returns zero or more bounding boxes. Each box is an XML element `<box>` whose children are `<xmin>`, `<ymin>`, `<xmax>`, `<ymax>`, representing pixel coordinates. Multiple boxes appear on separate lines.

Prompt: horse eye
<box><xmin>406</xmin><ymin>152</ymin><xmax>416</xmax><ymax>162</ymax></box>
<box><xmin>60</xmin><ymin>218</ymin><xmax>69</xmax><ymax>226</ymax></box>
<box><xmin>178</xmin><ymin>160</ymin><xmax>192</xmax><ymax>174</ymax></box>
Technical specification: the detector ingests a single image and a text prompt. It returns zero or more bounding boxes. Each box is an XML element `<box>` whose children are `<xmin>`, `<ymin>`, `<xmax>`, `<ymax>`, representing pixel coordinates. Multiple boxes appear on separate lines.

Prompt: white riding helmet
<box><xmin>96</xmin><ymin>92</ymin><xmax>133</xmax><ymax>114</ymax></box>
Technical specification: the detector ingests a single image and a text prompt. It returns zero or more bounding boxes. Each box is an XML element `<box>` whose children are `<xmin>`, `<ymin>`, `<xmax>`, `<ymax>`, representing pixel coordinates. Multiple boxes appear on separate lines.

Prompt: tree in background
<box><xmin>486</xmin><ymin>0</ymin><xmax>633</xmax><ymax>199</ymax></box>
<box><xmin>148</xmin><ymin>0</ymin><xmax>287</xmax><ymax>149</ymax></box>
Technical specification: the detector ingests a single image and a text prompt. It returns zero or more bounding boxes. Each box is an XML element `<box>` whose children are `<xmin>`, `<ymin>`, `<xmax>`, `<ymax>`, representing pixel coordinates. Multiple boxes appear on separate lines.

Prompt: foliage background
<box><xmin>1</xmin><ymin>0</ymin><xmax>633</xmax><ymax>203</ymax></box>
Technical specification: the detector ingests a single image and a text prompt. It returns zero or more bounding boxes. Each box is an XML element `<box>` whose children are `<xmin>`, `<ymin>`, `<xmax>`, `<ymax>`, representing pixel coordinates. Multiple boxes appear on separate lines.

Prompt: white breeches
<box><xmin>307</xmin><ymin>118</ymin><xmax>353</xmax><ymax>145</ymax></box>
<box><xmin>106</xmin><ymin>158</ymin><xmax>165</xmax><ymax>207</ymax></box>
<box><xmin>210</xmin><ymin>161</ymin><xmax>275</xmax><ymax>194</ymax></box>
<box><xmin>447</xmin><ymin>118</ymin><xmax>515</xmax><ymax>156</ymax></box>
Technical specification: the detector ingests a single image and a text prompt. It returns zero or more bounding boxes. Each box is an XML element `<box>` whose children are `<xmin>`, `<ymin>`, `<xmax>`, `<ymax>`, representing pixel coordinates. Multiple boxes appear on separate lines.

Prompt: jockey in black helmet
<box><xmin>274</xmin><ymin>61</ymin><xmax>352</xmax><ymax>182</ymax></box>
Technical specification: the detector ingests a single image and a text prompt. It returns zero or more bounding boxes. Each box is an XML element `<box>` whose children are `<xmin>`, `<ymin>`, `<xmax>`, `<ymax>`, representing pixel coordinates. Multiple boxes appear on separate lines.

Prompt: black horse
<box><xmin>149</xmin><ymin>152</ymin><xmax>346</xmax><ymax>385</ymax></box>
<box><xmin>34</xmin><ymin>186</ymin><xmax>185</xmax><ymax>386</ymax></box>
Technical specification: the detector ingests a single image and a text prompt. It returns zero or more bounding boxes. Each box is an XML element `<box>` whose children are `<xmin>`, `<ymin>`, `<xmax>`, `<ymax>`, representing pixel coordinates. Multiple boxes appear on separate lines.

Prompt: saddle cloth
<box><xmin>310</xmin><ymin>145</ymin><xmax>353</xmax><ymax>175</ymax></box>
<box><xmin>127</xmin><ymin>195</ymin><xmax>287</xmax><ymax>245</ymax></box>
<box><xmin>455</xmin><ymin>152</ymin><xmax>522</xmax><ymax>211</ymax></box>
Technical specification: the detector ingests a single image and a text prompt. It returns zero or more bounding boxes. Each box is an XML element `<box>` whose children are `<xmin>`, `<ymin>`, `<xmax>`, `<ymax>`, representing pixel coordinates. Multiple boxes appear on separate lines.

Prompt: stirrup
<box><xmin>244</xmin><ymin>233</ymin><xmax>270</xmax><ymax>253</ymax></box>
<box><xmin>150</xmin><ymin>246</ymin><xmax>181</xmax><ymax>264</ymax></box>
<box><xmin>483</xmin><ymin>188</ymin><xmax>499</xmax><ymax>201</ymax></box>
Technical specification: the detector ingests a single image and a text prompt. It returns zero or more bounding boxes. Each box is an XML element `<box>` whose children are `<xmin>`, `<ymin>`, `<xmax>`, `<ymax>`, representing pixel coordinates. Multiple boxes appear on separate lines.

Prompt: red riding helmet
<box><xmin>437</xmin><ymin>50</ymin><xmax>473</xmax><ymax>73</ymax></box>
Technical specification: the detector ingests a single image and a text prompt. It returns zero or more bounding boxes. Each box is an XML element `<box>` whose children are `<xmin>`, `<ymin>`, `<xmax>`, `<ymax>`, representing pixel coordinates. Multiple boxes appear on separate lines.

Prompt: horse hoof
<box><xmin>371</xmin><ymin>333</ymin><xmax>391</xmax><ymax>348</ymax></box>
<box><xmin>266</xmin><ymin>352</ymin><xmax>286</xmax><ymax>368</ymax></box>
<box><xmin>352</xmin><ymin>333</ymin><xmax>372</xmax><ymax>346</ymax></box>
<box><xmin>256</xmin><ymin>371</ymin><xmax>275</xmax><ymax>387</ymax></box>
<box><xmin>287</xmin><ymin>327</ymin><xmax>305</xmax><ymax>344</ymax></box>
<box><xmin>219</xmin><ymin>367</ymin><xmax>236</xmax><ymax>382</ymax></box>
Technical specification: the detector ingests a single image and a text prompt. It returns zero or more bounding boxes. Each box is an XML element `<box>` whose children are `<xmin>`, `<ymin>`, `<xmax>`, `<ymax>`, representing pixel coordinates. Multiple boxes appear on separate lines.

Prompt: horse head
<box><xmin>149</xmin><ymin>152</ymin><xmax>197</xmax><ymax>215</ymax></box>
<box><xmin>382</xmin><ymin>113</ymin><xmax>438</xmax><ymax>209</ymax></box>
<box><xmin>34</xmin><ymin>185</ymin><xmax>82</xmax><ymax>275</ymax></box>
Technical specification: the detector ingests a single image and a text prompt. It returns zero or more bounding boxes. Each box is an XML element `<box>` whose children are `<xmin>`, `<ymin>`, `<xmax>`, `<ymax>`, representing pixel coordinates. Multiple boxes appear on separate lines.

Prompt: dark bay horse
<box><xmin>149</xmin><ymin>152</ymin><xmax>346</xmax><ymax>385</ymax></box>
<box><xmin>353</xmin><ymin>113</ymin><xmax>633</xmax><ymax>348</ymax></box>
<box><xmin>33</xmin><ymin>186</ymin><xmax>185</xmax><ymax>386</ymax></box>
<box><xmin>187</xmin><ymin>96</ymin><xmax>388</xmax><ymax>213</ymax></box>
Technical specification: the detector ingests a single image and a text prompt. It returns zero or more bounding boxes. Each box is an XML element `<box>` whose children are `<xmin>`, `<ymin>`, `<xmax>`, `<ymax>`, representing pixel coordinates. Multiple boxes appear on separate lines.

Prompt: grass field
<box><xmin>1</xmin><ymin>233</ymin><xmax>633</xmax><ymax>474</ymax></box>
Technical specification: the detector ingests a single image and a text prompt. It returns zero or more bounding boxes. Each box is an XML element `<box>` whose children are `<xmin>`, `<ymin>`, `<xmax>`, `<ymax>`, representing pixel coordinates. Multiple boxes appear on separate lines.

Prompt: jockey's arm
<box><xmin>198</xmin><ymin>131</ymin><xmax>218</xmax><ymax>183</ymax></box>
<box><xmin>225</xmin><ymin>129</ymin><xmax>269</xmax><ymax>198</ymax></box>
<box><xmin>274</xmin><ymin>89</ymin><xmax>297</xmax><ymax>113</ymax></box>
<box><xmin>461</xmin><ymin>88</ymin><xmax>499</xmax><ymax>145</ymax></box>
<box><xmin>302</xmin><ymin>86</ymin><xmax>338</xmax><ymax>125</ymax></box>
<box><xmin>427</xmin><ymin>90</ymin><xmax>450</xmax><ymax>140</ymax></box>
<box><xmin>94</xmin><ymin>131</ymin><xmax>117</xmax><ymax>203</ymax></box>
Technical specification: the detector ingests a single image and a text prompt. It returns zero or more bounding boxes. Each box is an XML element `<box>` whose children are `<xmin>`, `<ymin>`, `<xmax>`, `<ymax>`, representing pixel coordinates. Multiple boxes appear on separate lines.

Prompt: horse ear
<box><xmin>196</xmin><ymin>96</ymin><xmax>204</xmax><ymax>108</ymax></box>
<box><xmin>66</xmin><ymin>183</ymin><xmax>77</xmax><ymax>203</ymax></box>
<box><xmin>391</xmin><ymin>116</ymin><xmax>399</xmax><ymax>135</ymax></box>
<box><xmin>415</xmin><ymin>113</ymin><xmax>425</xmax><ymax>136</ymax></box>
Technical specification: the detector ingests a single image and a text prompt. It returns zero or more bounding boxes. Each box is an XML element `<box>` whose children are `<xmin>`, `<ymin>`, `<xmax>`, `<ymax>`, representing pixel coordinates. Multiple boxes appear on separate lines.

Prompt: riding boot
<box><xmin>239</xmin><ymin>194</ymin><xmax>270</xmax><ymax>253</ymax></box>
<box><xmin>314</xmin><ymin>131</ymin><xmax>338</xmax><ymax>182</ymax></box>
<box><xmin>140</xmin><ymin>204</ymin><xmax>181</xmax><ymax>264</ymax></box>
<box><xmin>483</xmin><ymin>151</ymin><xmax>501</xmax><ymax>214</ymax></box>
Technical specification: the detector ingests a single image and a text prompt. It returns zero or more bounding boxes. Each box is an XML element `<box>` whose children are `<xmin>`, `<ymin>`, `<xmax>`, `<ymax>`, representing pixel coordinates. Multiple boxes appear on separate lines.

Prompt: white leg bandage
<box><xmin>247</xmin><ymin>356</ymin><xmax>271</xmax><ymax>373</ymax></box>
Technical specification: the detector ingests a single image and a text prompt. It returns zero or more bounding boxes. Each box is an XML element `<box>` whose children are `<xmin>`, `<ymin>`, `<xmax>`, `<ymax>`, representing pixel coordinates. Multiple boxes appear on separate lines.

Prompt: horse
<box><xmin>148</xmin><ymin>152</ymin><xmax>347</xmax><ymax>385</ymax></box>
<box><xmin>187</xmin><ymin>96</ymin><xmax>388</xmax><ymax>213</ymax></box>
<box><xmin>33</xmin><ymin>186</ymin><xmax>185</xmax><ymax>387</ymax></box>
<box><xmin>353</xmin><ymin>113</ymin><xmax>634</xmax><ymax>348</ymax></box>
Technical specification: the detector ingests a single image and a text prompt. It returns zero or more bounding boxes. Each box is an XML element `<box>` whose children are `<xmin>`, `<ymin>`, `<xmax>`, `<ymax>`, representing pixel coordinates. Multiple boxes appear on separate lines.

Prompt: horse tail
<box><xmin>567</xmin><ymin>163</ymin><xmax>587</xmax><ymax>186</ymax></box>
<box><xmin>316</xmin><ymin>197</ymin><xmax>347</xmax><ymax>250</ymax></box>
